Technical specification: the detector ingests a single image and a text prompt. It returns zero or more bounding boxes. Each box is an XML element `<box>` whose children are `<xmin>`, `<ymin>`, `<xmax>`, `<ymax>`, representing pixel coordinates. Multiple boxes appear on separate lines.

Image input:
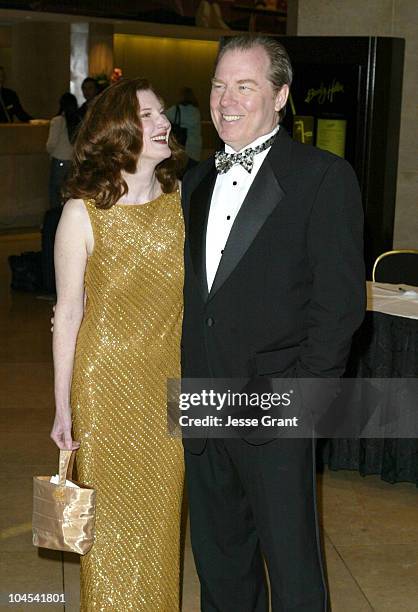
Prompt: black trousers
<box><xmin>184</xmin><ymin>438</ymin><xmax>328</xmax><ymax>612</ymax></box>
<box><xmin>48</xmin><ymin>158</ymin><xmax>71</xmax><ymax>209</ymax></box>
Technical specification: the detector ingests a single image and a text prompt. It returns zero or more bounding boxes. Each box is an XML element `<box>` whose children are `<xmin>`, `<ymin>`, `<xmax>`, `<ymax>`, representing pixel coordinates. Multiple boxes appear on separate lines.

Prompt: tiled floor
<box><xmin>0</xmin><ymin>231</ymin><xmax>417</xmax><ymax>611</ymax></box>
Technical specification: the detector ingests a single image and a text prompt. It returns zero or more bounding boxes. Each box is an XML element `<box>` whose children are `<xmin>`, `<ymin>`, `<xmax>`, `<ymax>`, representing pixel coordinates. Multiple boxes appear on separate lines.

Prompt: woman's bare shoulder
<box><xmin>61</xmin><ymin>199</ymin><xmax>91</xmax><ymax>221</ymax></box>
<box><xmin>63</xmin><ymin>198</ymin><xmax>87</xmax><ymax>211</ymax></box>
<box><xmin>59</xmin><ymin>199</ymin><xmax>92</xmax><ymax>235</ymax></box>
<box><xmin>58</xmin><ymin>199</ymin><xmax>94</xmax><ymax>253</ymax></box>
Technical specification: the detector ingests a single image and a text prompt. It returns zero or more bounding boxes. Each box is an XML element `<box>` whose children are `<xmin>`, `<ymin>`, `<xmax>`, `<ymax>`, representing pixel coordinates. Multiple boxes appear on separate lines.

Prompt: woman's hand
<box><xmin>50</xmin><ymin>408</ymin><xmax>80</xmax><ymax>450</ymax></box>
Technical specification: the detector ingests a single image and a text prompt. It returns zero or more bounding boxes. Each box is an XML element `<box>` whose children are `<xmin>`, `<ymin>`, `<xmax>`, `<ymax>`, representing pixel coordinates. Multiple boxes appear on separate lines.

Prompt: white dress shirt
<box><xmin>205</xmin><ymin>125</ymin><xmax>280</xmax><ymax>290</ymax></box>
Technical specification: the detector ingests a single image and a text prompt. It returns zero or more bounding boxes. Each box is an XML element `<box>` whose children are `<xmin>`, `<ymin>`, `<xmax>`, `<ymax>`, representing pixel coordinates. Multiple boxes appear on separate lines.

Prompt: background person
<box><xmin>78</xmin><ymin>76</ymin><xmax>100</xmax><ymax>119</ymax></box>
<box><xmin>0</xmin><ymin>66</ymin><xmax>32</xmax><ymax>122</ymax></box>
<box><xmin>50</xmin><ymin>77</ymin><xmax>185</xmax><ymax>611</ymax></box>
<box><xmin>167</xmin><ymin>86</ymin><xmax>202</xmax><ymax>169</ymax></box>
<box><xmin>46</xmin><ymin>92</ymin><xmax>80</xmax><ymax>209</ymax></box>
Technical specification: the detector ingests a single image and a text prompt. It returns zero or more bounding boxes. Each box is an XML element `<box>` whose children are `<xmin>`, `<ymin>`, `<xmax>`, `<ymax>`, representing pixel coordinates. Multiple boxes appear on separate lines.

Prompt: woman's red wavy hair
<box><xmin>64</xmin><ymin>77</ymin><xmax>186</xmax><ymax>209</ymax></box>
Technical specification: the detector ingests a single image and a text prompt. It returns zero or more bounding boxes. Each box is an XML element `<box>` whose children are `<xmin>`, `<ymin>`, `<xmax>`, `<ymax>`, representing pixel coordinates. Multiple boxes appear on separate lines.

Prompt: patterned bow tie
<box><xmin>215</xmin><ymin>133</ymin><xmax>277</xmax><ymax>174</ymax></box>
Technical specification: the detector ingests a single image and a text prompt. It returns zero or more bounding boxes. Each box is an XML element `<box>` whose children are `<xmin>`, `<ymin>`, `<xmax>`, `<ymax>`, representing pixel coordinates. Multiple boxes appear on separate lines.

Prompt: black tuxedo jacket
<box><xmin>181</xmin><ymin>128</ymin><xmax>366</xmax><ymax>452</ymax></box>
<box><xmin>0</xmin><ymin>87</ymin><xmax>31</xmax><ymax>122</ymax></box>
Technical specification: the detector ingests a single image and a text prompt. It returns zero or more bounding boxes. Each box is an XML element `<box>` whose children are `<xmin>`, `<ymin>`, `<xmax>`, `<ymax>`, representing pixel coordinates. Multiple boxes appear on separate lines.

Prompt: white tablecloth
<box><xmin>367</xmin><ymin>281</ymin><xmax>418</xmax><ymax>320</ymax></box>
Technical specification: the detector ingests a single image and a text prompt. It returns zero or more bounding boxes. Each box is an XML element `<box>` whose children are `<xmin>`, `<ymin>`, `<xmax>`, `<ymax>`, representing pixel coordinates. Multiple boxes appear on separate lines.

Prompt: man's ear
<box><xmin>274</xmin><ymin>85</ymin><xmax>289</xmax><ymax>113</ymax></box>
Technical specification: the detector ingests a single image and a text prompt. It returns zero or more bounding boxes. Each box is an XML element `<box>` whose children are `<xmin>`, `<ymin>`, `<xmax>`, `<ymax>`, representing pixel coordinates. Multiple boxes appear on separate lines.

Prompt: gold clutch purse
<box><xmin>32</xmin><ymin>449</ymin><xmax>96</xmax><ymax>555</ymax></box>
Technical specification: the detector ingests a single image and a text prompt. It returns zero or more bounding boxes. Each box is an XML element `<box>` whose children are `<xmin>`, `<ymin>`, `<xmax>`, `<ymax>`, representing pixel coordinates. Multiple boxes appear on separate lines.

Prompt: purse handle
<box><xmin>58</xmin><ymin>450</ymin><xmax>76</xmax><ymax>486</ymax></box>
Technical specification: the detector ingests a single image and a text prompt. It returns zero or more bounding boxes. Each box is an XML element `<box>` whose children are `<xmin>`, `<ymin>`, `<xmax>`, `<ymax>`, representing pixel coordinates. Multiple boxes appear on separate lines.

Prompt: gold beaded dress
<box><xmin>70</xmin><ymin>191</ymin><xmax>185</xmax><ymax>611</ymax></box>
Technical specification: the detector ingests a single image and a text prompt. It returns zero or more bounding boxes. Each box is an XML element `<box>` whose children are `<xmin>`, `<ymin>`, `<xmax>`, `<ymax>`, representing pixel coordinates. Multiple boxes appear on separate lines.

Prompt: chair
<box><xmin>372</xmin><ymin>249</ymin><xmax>418</xmax><ymax>286</ymax></box>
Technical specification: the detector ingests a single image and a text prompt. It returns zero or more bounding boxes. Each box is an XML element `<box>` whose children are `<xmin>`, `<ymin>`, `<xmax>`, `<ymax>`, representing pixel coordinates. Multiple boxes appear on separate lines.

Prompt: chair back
<box><xmin>372</xmin><ymin>250</ymin><xmax>418</xmax><ymax>286</ymax></box>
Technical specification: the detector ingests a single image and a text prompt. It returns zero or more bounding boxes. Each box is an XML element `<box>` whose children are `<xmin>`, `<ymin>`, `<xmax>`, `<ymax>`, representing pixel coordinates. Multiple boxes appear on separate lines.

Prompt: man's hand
<box><xmin>51</xmin><ymin>304</ymin><xmax>55</xmax><ymax>333</ymax></box>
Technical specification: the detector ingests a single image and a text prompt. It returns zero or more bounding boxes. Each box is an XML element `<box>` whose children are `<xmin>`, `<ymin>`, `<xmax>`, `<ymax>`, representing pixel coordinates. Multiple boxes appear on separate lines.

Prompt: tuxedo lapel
<box><xmin>208</xmin><ymin>159</ymin><xmax>284</xmax><ymax>299</ymax></box>
<box><xmin>188</xmin><ymin>162</ymin><xmax>217</xmax><ymax>299</ymax></box>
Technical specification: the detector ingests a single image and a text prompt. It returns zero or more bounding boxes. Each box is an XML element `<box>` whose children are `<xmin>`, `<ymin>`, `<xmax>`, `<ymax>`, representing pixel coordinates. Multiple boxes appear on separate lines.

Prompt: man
<box><xmin>181</xmin><ymin>35</ymin><xmax>365</xmax><ymax>611</ymax></box>
<box><xmin>0</xmin><ymin>66</ymin><xmax>32</xmax><ymax>123</ymax></box>
<box><xmin>78</xmin><ymin>77</ymin><xmax>100</xmax><ymax>119</ymax></box>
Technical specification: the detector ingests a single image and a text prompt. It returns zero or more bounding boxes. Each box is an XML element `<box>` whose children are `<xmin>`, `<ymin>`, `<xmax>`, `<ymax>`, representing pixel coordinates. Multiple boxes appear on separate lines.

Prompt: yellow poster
<box><xmin>316</xmin><ymin>118</ymin><xmax>347</xmax><ymax>158</ymax></box>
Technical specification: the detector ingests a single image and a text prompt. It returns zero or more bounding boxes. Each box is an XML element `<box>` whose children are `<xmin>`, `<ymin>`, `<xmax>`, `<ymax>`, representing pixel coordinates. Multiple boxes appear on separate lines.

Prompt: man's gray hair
<box><xmin>215</xmin><ymin>35</ymin><xmax>293</xmax><ymax>120</ymax></box>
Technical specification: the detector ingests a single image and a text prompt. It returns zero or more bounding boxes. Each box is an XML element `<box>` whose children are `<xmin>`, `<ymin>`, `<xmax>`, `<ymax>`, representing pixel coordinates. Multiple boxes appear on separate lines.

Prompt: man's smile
<box><xmin>221</xmin><ymin>114</ymin><xmax>243</xmax><ymax>122</ymax></box>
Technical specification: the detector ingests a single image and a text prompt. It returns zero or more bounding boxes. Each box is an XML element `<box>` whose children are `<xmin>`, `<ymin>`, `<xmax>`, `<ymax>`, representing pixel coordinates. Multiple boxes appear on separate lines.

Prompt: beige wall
<box><xmin>0</xmin><ymin>22</ymin><xmax>71</xmax><ymax>227</ymax></box>
<box><xmin>11</xmin><ymin>22</ymin><xmax>71</xmax><ymax>120</ymax></box>
<box><xmin>0</xmin><ymin>125</ymin><xmax>50</xmax><ymax>228</ymax></box>
<box><xmin>0</xmin><ymin>25</ymin><xmax>12</xmax><ymax>78</ymax></box>
<box><xmin>89</xmin><ymin>23</ymin><xmax>114</xmax><ymax>77</ymax></box>
<box><xmin>292</xmin><ymin>0</ymin><xmax>418</xmax><ymax>249</ymax></box>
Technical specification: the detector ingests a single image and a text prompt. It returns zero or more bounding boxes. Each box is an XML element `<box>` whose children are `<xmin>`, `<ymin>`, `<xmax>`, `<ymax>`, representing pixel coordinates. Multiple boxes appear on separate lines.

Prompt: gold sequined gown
<box><xmin>70</xmin><ymin>192</ymin><xmax>184</xmax><ymax>611</ymax></box>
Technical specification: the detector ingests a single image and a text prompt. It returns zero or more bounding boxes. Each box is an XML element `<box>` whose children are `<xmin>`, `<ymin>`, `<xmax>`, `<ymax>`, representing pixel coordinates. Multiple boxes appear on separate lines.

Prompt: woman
<box><xmin>50</xmin><ymin>78</ymin><xmax>185</xmax><ymax>611</ymax></box>
<box><xmin>46</xmin><ymin>92</ymin><xmax>79</xmax><ymax>208</ymax></box>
